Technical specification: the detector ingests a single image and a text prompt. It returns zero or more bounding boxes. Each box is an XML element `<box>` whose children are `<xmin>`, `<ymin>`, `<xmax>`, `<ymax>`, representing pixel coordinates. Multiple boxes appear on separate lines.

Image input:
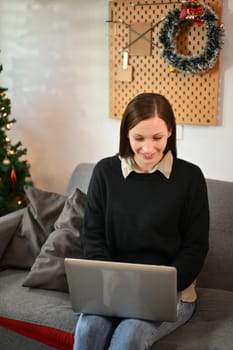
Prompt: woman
<box><xmin>73</xmin><ymin>93</ymin><xmax>209</xmax><ymax>350</ymax></box>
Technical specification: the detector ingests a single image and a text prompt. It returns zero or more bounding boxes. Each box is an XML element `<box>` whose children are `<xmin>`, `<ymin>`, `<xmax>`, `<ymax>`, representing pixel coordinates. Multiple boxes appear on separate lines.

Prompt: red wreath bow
<box><xmin>179</xmin><ymin>2</ymin><xmax>205</xmax><ymax>27</ymax></box>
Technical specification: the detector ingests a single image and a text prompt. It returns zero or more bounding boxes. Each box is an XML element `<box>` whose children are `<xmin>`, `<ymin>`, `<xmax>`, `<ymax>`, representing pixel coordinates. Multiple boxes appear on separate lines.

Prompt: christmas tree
<box><xmin>0</xmin><ymin>63</ymin><xmax>33</xmax><ymax>216</ymax></box>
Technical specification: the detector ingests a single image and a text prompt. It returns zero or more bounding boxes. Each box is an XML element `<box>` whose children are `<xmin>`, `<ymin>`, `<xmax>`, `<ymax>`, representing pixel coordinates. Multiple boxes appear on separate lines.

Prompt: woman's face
<box><xmin>128</xmin><ymin>116</ymin><xmax>172</xmax><ymax>172</ymax></box>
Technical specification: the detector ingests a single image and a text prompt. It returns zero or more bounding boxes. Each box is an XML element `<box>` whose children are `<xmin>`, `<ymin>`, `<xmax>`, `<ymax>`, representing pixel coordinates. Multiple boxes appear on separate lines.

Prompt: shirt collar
<box><xmin>119</xmin><ymin>150</ymin><xmax>173</xmax><ymax>179</ymax></box>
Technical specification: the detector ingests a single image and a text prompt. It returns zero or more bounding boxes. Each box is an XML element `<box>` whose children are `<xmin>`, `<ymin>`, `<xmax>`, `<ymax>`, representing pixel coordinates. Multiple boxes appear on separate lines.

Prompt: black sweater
<box><xmin>82</xmin><ymin>155</ymin><xmax>209</xmax><ymax>291</ymax></box>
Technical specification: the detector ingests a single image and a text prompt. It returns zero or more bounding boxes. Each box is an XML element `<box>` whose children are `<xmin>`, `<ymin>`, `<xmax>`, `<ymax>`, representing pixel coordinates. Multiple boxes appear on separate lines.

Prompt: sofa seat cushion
<box><xmin>1</xmin><ymin>270</ymin><xmax>233</xmax><ymax>350</ymax></box>
<box><xmin>151</xmin><ymin>288</ymin><xmax>233</xmax><ymax>350</ymax></box>
<box><xmin>0</xmin><ymin>327</ymin><xmax>57</xmax><ymax>350</ymax></box>
<box><xmin>0</xmin><ymin>269</ymin><xmax>78</xmax><ymax>349</ymax></box>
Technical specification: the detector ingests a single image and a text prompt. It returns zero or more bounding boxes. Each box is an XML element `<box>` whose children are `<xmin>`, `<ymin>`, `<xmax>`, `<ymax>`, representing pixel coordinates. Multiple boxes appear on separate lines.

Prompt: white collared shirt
<box><xmin>120</xmin><ymin>150</ymin><xmax>173</xmax><ymax>179</ymax></box>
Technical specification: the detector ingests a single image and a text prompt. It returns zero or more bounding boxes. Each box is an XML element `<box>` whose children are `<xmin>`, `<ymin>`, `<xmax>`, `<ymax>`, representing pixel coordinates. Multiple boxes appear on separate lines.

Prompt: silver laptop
<box><xmin>65</xmin><ymin>258</ymin><xmax>178</xmax><ymax>322</ymax></box>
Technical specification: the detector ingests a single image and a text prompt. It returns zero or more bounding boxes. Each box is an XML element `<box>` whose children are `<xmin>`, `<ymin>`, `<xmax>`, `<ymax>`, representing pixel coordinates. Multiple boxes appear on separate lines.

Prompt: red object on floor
<box><xmin>0</xmin><ymin>317</ymin><xmax>74</xmax><ymax>350</ymax></box>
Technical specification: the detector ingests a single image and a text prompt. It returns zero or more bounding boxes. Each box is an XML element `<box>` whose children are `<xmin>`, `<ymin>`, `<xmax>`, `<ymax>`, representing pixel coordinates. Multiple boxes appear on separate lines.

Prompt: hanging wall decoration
<box><xmin>108</xmin><ymin>0</ymin><xmax>224</xmax><ymax>125</ymax></box>
<box><xmin>158</xmin><ymin>1</ymin><xmax>224</xmax><ymax>74</ymax></box>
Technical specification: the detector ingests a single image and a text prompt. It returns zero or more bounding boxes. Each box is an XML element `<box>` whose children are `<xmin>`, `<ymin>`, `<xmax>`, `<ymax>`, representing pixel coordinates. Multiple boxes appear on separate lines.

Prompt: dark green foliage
<box><xmin>0</xmin><ymin>64</ymin><xmax>33</xmax><ymax>216</ymax></box>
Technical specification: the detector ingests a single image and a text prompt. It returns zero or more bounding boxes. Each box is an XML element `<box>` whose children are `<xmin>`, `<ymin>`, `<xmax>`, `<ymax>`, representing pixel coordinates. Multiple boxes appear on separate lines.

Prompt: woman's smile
<box><xmin>128</xmin><ymin>116</ymin><xmax>172</xmax><ymax>172</ymax></box>
<box><xmin>141</xmin><ymin>153</ymin><xmax>156</xmax><ymax>160</ymax></box>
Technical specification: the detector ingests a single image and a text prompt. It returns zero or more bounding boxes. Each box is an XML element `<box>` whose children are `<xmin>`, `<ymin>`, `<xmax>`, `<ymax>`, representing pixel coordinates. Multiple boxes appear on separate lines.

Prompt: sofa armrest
<box><xmin>0</xmin><ymin>209</ymin><xmax>25</xmax><ymax>258</ymax></box>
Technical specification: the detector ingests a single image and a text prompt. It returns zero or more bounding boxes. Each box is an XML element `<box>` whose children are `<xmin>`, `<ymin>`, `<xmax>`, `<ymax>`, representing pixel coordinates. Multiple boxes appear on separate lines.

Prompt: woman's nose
<box><xmin>142</xmin><ymin>141</ymin><xmax>154</xmax><ymax>153</ymax></box>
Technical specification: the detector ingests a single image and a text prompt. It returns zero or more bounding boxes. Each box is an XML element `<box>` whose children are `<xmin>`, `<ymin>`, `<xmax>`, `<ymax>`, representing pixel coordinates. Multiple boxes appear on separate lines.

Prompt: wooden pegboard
<box><xmin>108</xmin><ymin>0</ymin><xmax>223</xmax><ymax>125</ymax></box>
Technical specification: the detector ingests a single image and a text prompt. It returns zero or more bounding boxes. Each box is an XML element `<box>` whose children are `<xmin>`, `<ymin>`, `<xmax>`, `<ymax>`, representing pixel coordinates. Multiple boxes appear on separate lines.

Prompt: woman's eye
<box><xmin>153</xmin><ymin>136</ymin><xmax>162</xmax><ymax>141</ymax></box>
<box><xmin>134</xmin><ymin>137</ymin><xmax>143</xmax><ymax>141</ymax></box>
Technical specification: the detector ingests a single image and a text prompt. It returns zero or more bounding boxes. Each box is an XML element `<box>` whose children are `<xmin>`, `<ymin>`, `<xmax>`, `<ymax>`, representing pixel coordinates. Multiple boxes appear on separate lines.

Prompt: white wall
<box><xmin>0</xmin><ymin>0</ymin><xmax>232</xmax><ymax>194</ymax></box>
<box><xmin>177</xmin><ymin>0</ymin><xmax>233</xmax><ymax>181</ymax></box>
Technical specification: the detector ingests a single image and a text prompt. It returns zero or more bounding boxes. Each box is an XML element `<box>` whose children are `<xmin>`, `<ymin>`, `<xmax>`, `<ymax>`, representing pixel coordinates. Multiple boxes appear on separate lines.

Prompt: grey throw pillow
<box><xmin>23</xmin><ymin>187</ymin><xmax>86</xmax><ymax>292</ymax></box>
<box><xmin>0</xmin><ymin>187</ymin><xmax>66</xmax><ymax>269</ymax></box>
<box><xmin>24</xmin><ymin>186</ymin><xmax>66</xmax><ymax>233</ymax></box>
<box><xmin>0</xmin><ymin>209</ymin><xmax>24</xmax><ymax>259</ymax></box>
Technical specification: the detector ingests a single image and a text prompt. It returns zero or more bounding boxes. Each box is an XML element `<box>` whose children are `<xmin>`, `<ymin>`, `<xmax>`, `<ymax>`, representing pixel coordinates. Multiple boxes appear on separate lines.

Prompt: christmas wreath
<box><xmin>158</xmin><ymin>1</ymin><xmax>224</xmax><ymax>74</ymax></box>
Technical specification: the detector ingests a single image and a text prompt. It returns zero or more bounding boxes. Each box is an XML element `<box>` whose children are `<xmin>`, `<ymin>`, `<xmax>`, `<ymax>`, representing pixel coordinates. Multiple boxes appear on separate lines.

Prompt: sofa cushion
<box><xmin>0</xmin><ymin>187</ymin><xmax>66</xmax><ymax>269</ymax></box>
<box><xmin>151</xmin><ymin>288</ymin><xmax>233</xmax><ymax>350</ymax></box>
<box><xmin>197</xmin><ymin>179</ymin><xmax>233</xmax><ymax>292</ymax></box>
<box><xmin>0</xmin><ymin>327</ymin><xmax>57</xmax><ymax>350</ymax></box>
<box><xmin>1</xmin><ymin>270</ymin><xmax>233</xmax><ymax>350</ymax></box>
<box><xmin>0</xmin><ymin>209</ymin><xmax>24</xmax><ymax>259</ymax></box>
<box><xmin>0</xmin><ymin>269</ymin><xmax>76</xmax><ymax>349</ymax></box>
<box><xmin>23</xmin><ymin>188</ymin><xmax>86</xmax><ymax>292</ymax></box>
<box><xmin>24</xmin><ymin>186</ymin><xmax>66</xmax><ymax>234</ymax></box>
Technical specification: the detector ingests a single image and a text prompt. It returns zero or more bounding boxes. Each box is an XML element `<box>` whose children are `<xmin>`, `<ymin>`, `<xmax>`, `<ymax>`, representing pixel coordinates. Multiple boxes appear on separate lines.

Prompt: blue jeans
<box><xmin>73</xmin><ymin>300</ymin><xmax>195</xmax><ymax>350</ymax></box>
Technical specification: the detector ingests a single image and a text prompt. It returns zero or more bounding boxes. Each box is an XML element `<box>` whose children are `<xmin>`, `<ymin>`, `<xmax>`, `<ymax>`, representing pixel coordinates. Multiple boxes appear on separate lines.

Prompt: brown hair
<box><xmin>119</xmin><ymin>92</ymin><xmax>177</xmax><ymax>158</ymax></box>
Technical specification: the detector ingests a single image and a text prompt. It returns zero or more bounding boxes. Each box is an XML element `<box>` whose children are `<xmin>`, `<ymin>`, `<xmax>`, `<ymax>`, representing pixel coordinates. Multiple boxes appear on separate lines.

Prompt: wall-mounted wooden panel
<box><xmin>108</xmin><ymin>0</ymin><xmax>223</xmax><ymax>125</ymax></box>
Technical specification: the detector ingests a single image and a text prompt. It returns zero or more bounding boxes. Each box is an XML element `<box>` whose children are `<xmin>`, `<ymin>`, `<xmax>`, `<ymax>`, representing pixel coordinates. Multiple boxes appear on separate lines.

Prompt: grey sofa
<box><xmin>0</xmin><ymin>162</ymin><xmax>233</xmax><ymax>350</ymax></box>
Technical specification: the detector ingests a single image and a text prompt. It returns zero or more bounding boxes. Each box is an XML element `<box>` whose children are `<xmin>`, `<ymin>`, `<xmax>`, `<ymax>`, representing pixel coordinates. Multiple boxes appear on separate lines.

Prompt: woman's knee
<box><xmin>109</xmin><ymin>319</ymin><xmax>153</xmax><ymax>350</ymax></box>
<box><xmin>74</xmin><ymin>314</ymin><xmax>119</xmax><ymax>350</ymax></box>
<box><xmin>78</xmin><ymin>314</ymin><xmax>116</xmax><ymax>337</ymax></box>
<box><xmin>177</xmin><ymin>300</ymin><xmax>196</xmax><ymax>324</ymax></box>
